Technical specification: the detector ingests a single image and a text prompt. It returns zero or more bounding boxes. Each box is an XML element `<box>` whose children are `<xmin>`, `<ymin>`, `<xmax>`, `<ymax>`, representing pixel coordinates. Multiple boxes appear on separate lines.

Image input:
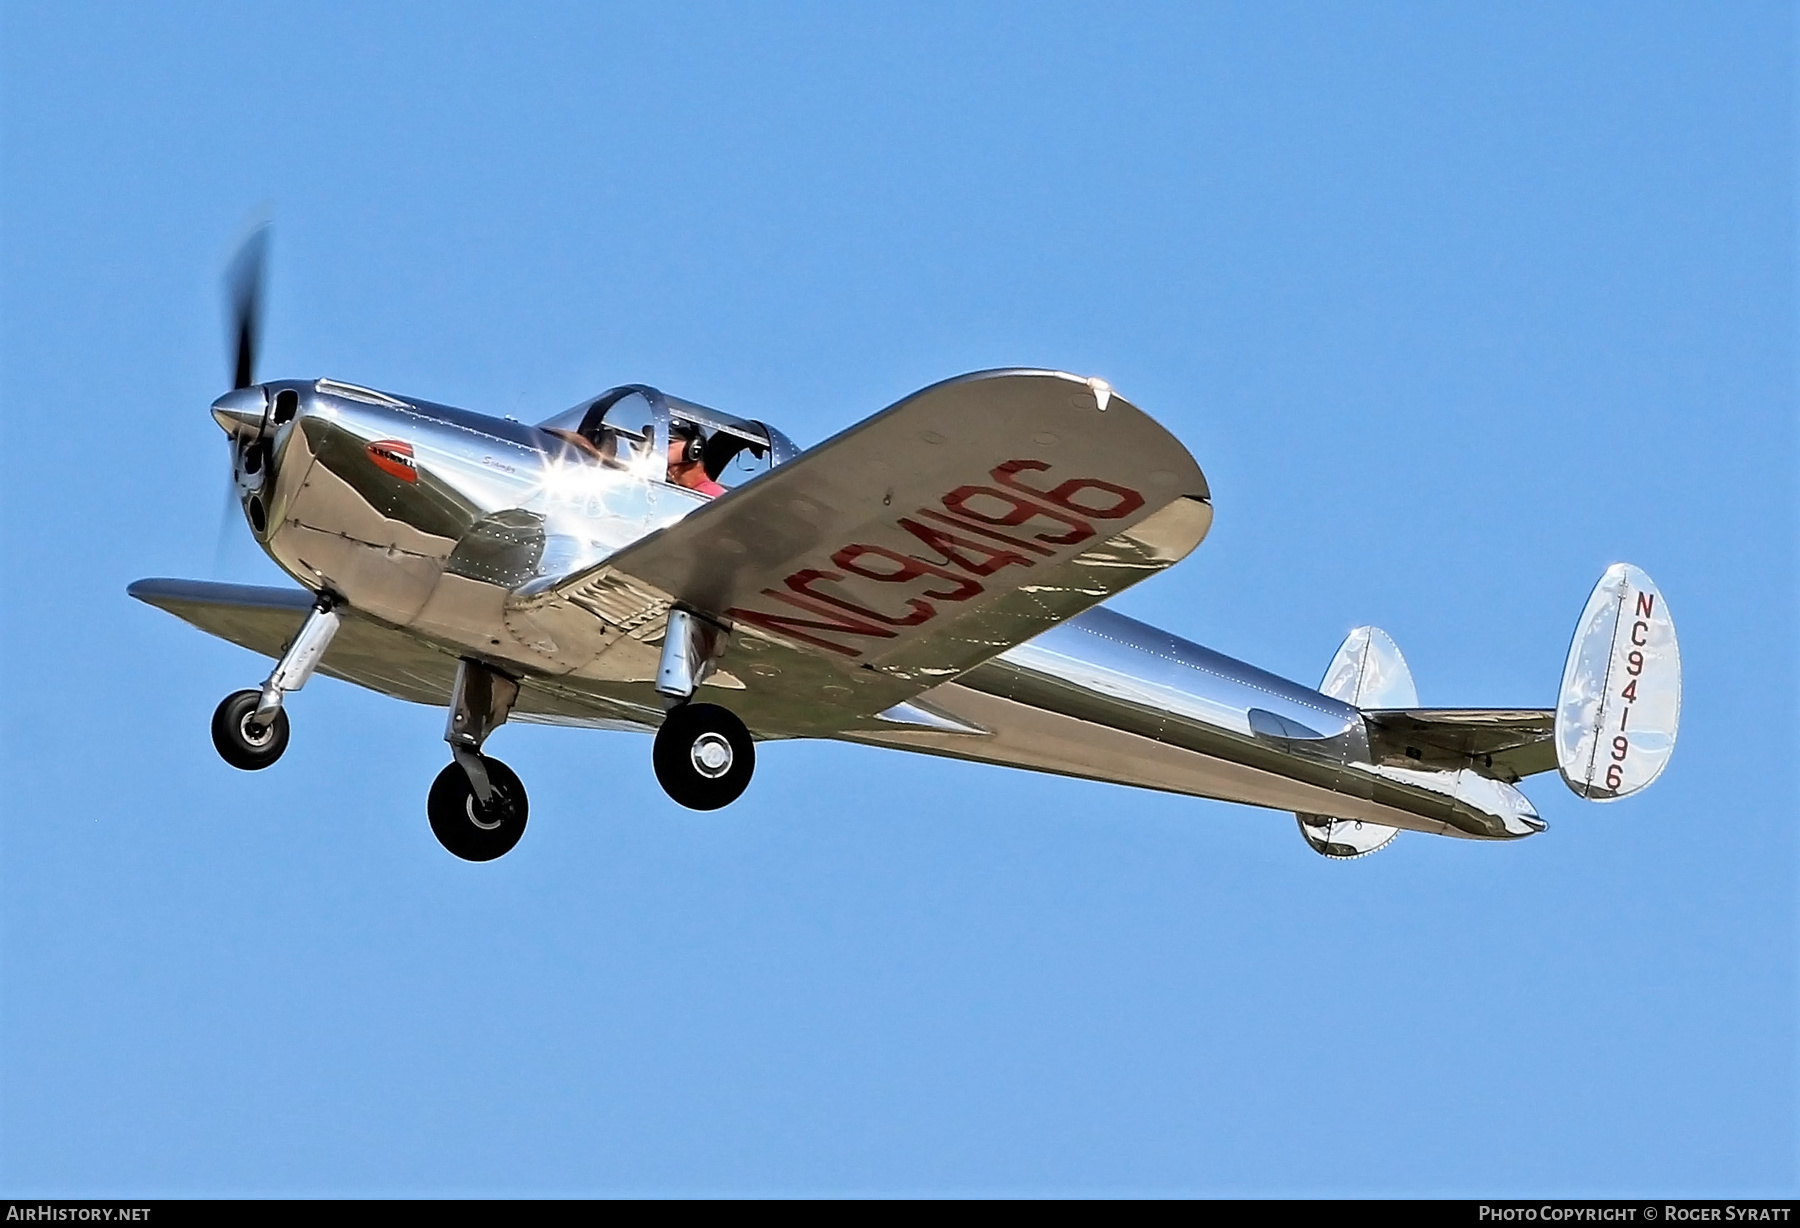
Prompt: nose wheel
<box><xmin>211</xmin><ymin>689</ymin><xmax>290</xmax><ymax>770</ymax></box>
<box><xmin>428</xmin><ymin>755</ymin><xmax>528</xmax><ymax>861</ymax></box>
<box><xmin>654</xmin><ymin>703</ymin><xmax>755</xmax><ymax>810</ymax></box>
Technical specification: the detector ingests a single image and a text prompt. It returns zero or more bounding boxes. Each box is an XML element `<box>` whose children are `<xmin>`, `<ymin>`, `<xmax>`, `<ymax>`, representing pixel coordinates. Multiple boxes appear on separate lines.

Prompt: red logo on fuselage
<box><xmin>367</xmin><ymin>439</ymin><xmax>417</xmax><ymax>483</ymax></box>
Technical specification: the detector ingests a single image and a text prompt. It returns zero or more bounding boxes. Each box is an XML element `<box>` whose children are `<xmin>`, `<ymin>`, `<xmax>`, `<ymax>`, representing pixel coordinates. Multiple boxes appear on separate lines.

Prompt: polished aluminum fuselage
<box><xmin>231</xmin><ymin>380</ymin><xmax>1539</xmax><ymax>841</ymax></box>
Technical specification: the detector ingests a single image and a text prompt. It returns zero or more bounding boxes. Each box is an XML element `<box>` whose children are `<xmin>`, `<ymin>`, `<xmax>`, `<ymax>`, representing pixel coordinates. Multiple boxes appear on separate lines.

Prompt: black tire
<box><xmin>211</xmin><ymin>689</ymin><xmax>290</xmax><ymax>770</ymax></box>
<box><xmin>653</xmin><ymin>703</ymin><xmax>755</xmax><ymax>811</ymax></box>
<box><xmin>427</xmin><ymin>756</ymin><xmax>528</xmax><ymax>861</ymax></box>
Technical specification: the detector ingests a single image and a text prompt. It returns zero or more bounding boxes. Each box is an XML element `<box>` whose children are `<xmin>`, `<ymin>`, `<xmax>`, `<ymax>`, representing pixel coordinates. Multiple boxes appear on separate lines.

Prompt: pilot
<box><xmin>666</xmin><ymin>423</ymin><xmax>726</xmax><ymax>498</ymax></box>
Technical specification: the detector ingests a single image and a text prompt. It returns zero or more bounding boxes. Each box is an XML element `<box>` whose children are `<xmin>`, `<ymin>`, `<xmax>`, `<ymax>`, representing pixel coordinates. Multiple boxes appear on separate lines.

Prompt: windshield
<box><xmin>538</xmin><ymin>389</ymin><xmax>658</xmax><ymax>476</ymax></box>
<box><xmin>538</xmin><ymin>386</ymin><xmax>799</xmax><ymax>489</ymax></box>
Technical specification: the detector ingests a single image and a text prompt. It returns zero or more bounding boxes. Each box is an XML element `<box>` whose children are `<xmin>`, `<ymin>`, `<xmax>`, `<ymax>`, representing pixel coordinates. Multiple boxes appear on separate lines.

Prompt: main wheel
<box><xmin>653</xmin><ymin>703</ymin><xmax>755</xmax><ymax>811</ymax></box>
<box><xmin>428</xmin><ymin>756</ymin><xmax>529</xmax><ymax>861</ymax></box>
<box><xmin>211</xmin><ymin>689</ymin><xmax>290</xmax><ymax>770</ymax></box>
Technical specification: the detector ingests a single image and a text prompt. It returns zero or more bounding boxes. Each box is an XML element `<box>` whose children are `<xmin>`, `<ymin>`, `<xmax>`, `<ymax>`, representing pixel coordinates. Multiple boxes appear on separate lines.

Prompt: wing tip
<box><xmin>127</xmin><ymin>577</ymin><xmax>316</xmax><ymax>611</ymax></box>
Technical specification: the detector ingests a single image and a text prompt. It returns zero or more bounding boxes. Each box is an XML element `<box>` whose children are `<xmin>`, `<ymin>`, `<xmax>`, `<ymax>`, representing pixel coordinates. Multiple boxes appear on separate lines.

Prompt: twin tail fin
<box><xmin>1296</xmin><ymin>563</ymin><xmax>1680</xmax><ymax>860</ymax></box>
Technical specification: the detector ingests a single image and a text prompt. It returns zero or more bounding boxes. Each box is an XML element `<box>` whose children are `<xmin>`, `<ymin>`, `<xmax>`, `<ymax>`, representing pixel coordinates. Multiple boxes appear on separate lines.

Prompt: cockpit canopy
<box><xmin>537</xmin><ymin>385</ymin><xmax>799</xmax><ymax>490</ymax></box>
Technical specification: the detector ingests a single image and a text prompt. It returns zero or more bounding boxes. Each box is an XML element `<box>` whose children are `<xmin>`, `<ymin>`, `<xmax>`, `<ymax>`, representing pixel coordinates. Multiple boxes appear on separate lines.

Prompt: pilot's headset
<box><xmin>670</xmin><ymin>423</ymin><xmax>706</xmax><ymax>465</ymax></box>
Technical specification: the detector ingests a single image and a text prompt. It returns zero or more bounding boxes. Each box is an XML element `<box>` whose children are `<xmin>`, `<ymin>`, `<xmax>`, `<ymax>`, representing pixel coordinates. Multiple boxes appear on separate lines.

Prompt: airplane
<box><xmin>131</xmin><ymin>231</ymin><xmax>1682</xmax><ymax>862</ymax></box>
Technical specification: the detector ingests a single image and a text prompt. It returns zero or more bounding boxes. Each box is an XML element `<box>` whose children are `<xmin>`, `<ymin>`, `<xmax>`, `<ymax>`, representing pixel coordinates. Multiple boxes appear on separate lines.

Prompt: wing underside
<box><xmin>127</xmin><ymin>579</ymin><xmax>655</xmax><ymax>731</ymax></box>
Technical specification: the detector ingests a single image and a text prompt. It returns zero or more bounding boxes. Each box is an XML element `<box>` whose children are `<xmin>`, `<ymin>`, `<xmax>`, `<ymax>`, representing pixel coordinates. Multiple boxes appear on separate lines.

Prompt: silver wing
<box><xmin>509</xmin><ymin>370</ymin><xmax>1213</xmax><ymax>733</ymax></box>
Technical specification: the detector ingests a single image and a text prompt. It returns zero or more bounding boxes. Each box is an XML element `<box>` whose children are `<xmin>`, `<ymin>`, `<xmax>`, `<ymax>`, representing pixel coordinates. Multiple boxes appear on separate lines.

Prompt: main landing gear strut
<box><xmin>212</xmin><ymin>593</ymin><xmax>340</xmax><ymax>770</ymax></box>
<box><xmin>652</xmin><ymin>608</ymin><xmax>755</xmax><ymax>810</ymax></box>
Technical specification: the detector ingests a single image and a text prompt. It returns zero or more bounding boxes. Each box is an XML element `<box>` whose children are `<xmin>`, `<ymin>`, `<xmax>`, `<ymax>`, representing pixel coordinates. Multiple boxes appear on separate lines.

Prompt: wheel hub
<box><xmin>238</xmin><ymin>713</ymin><xmax>273</xmax><ymax>747</ymax></box>
<box><xmin>652</xmin><ymin>703</ymin><xmax>755</xmax><ymax>811</ymax></box>
<box><xmin>464</xmin><ymin>794</ymin><xmax>505</xmax><ymax>830</ymax></box>
<box><xmin>690</xmin><ymin>732</ymin><xmax>734</xmax><ymax>778</ymax></box>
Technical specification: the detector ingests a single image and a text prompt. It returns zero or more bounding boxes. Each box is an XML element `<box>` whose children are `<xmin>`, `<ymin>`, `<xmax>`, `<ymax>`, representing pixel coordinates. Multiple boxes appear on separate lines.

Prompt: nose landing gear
<box><xmin>430</xmin><ymin>659</ymin><xmax>528</xmax><ymax>861</ymax></box>
<box><xmin>654</xmin><ymin>702</ymin><xmax>755</xmax><ymax>810</ymax></box>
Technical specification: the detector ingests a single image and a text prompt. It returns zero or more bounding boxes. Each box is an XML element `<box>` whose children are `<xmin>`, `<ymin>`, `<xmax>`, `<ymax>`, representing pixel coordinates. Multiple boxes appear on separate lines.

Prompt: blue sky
<box><xmin>1</xmin><ymin>1</ymin><xmax>1793</xmax><ymax>1196</ymax></box>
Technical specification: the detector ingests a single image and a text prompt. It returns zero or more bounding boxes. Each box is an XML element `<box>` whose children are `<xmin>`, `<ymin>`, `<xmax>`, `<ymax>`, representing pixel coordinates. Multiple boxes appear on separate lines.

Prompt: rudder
<box><xmin>1296</xmin><ymin>626</ymin><xmax>1414</xmax><ymax>859</ymax></box>
<box><xmin>1555</xmin><ymin>563</ymin><xmax>1680</xmax><ymax>801</ymax></box>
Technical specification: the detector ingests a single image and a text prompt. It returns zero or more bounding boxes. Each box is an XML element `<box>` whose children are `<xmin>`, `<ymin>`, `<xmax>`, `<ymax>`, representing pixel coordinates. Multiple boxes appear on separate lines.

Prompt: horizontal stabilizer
<box><xmin>1555</xmin><ymin>563</ymin><xmax>1680</xmax><ymax>800</ymax></box>
<box><xmin>1362</xmin><ymin>708</ymin><xmax>1556</xmax><ymax>782</ymax></box>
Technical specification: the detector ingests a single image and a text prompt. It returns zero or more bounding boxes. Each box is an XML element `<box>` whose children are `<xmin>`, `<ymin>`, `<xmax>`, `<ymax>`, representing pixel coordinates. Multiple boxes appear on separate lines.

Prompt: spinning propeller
<box><xmin>225</xmin><ymin>223</ymin><xmax>268</xmax><ymax>391</ymax></box>
<box><xmin>211</xmin><ymin>224</ymin><xmax>272</xmax><ymax>574</ymax></box>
